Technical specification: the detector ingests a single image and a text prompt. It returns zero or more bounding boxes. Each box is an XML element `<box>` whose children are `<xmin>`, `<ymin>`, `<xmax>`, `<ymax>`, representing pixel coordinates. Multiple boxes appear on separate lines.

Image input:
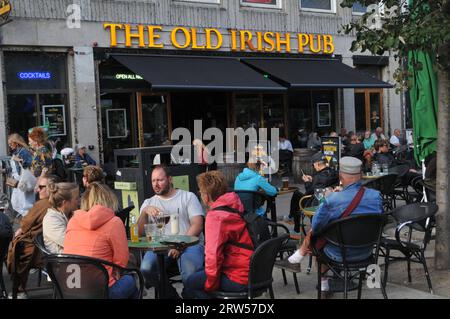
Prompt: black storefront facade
<box><xmin>97</xmin><ymin>49</ymin><xmax>391</xmax><ymax>172</ymax></box>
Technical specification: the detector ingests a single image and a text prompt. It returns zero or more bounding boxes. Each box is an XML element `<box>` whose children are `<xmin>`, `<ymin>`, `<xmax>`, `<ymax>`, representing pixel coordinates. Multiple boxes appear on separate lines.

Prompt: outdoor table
<box><xmin>128</xmin><ymin>235</ymin><xmax>199</xmax><ymax>299</ymax></box>
<box><xmin>278</xmin><ymin>186</ymin><xmax>297</xmax><ymax>196</ymax></box>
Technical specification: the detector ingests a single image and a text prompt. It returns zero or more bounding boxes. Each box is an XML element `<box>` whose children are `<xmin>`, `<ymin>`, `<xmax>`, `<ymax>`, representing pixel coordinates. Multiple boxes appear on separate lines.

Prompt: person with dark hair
<box><xmin>343</xmin><ymin>134</ymin><xmax>365</xmax><ymax>162</ymax></box>
<box><xmin>6</xmin><ymin>174</ymin><xmax>60</xmax><ymax>299</ymax></box>
<box><xmin>289</xmin><ymin>152</ymin><xmax>338</xmax><ymax>232</ymax></box>
<box><xmin>185</xmin><ymin>171</ymin><xmax>251</xmax><ymax>299</ymax></box>
<box><xmin>82</xmin><ymin>165</ymin><xmax>104</xmax><ymax>188</ymax></box>
<box><xmin>372</xmin><ymin>140</ymin><xmax>396</xmax><ymax>167</ymax></box>
<box><xmin>137</xmin><ymin>165</ymin><xmax>204</xmax><ymax>299</ymax></box>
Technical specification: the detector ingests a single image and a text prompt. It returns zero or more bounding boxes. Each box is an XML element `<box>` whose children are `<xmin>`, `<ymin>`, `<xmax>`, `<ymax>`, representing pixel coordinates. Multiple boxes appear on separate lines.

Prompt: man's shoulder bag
<box><xmin>313</xmin><ymin>187</ymin><xmax>366</xmax><ymax>252</ymax></box>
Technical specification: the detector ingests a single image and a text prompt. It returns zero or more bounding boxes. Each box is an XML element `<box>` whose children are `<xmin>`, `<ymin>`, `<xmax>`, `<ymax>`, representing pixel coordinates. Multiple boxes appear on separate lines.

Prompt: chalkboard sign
<box><xmin>42</xmin><ymin>105</ymin><xmax>66</xmax><ymax>136</ymax></box>
<box><xmin>321</xmin><ymin>136</ymin><xmax>340</xmax><ymax>170</ymax></box>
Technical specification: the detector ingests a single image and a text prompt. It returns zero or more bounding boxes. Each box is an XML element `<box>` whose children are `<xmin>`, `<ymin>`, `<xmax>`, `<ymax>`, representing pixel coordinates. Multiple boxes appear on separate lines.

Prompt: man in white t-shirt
<box><xmin>137</xmin><ymin>165</ymin><xmax>204</xmax><ymax>299</ymax></box>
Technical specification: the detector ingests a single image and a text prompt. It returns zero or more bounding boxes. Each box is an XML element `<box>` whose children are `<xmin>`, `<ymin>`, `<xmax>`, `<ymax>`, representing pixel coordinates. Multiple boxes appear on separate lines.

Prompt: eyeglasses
<box><xmin>38</xmin><ymin>185</ymin><xmax>47</xmax><ymax>190</ymax></box>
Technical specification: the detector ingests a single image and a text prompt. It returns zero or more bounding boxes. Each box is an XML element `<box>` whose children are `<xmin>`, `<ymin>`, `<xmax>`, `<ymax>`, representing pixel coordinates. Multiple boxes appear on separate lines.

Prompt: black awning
<box><xmin>111</xmin><ymin>54</ymin><xmax>286</xmax><ymax>92</ymax></box>
<box><xmin>242</xmin><ymin>58</ymin><xmax>393</xmax><ymax>89</ymax></box>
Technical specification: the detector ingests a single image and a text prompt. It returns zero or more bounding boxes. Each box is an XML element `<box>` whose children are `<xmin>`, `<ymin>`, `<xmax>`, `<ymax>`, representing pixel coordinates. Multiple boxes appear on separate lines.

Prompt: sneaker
<box><xmin>8</xmin><ymin>292</ymin><xmax>28</xmax><ymax>299</ymax></box>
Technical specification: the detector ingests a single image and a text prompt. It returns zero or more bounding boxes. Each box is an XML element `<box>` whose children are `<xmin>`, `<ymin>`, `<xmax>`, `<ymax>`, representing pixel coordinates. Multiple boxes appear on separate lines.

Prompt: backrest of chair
<box><xmin>391</xmin><ymin>203</ymin><xmax>438</xmax><ymax>231</ymax></box>
<box><xmin>234</xmin><ymin>190</ymin><xmax>268</xmax><ymax>214</ymax></box>
<box><xmin>45</xmin><ymin>254</ymin><xmax>110</xmax><ymax>299</ymax></box>
<box><xmin>116</xmin><ymin>205</ymin><xmax>134</xmax><ymax>239</ymax></box>
<box><xmin>365</xmin><ymin>174</ymin><xmax>398</xmax><ymax>194</ymax></box>
<box><xmin>323</xmin><ymin>214</ymin><xmax>386</xmax><ymax>249</ymax></box>
<box><xmin>248</xmin><ymin>234</ymin><xmax>288</xmax><ymax>294</ymax></box>
<box><xmin>34</xmin><ymin>232</ymin><xmax>51</xmax><ymax>257</ymax></box>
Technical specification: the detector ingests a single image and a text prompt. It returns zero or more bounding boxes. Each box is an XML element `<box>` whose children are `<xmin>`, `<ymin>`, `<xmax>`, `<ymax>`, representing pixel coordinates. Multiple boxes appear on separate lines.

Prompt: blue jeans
<box><xmin>140</xmin><ymin>244</ymin><xmax>204</xmax><ymax>298</ymax></box>
<box><xmin>184</xmin><ymin>270</ymin><xmax>247</xmax><ymax>299</ymax></box>
<box><xmin>108</xmin><ymin>275</ymin><xmax>139</xmax><ymax>299</ymax></box>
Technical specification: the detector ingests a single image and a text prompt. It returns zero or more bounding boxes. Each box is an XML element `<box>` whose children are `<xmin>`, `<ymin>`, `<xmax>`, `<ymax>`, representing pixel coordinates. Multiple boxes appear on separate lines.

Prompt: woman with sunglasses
<box><xmin>7</xmin><ymin>173</ymin><xmax>61</xmax><ymax>299</ymax></box>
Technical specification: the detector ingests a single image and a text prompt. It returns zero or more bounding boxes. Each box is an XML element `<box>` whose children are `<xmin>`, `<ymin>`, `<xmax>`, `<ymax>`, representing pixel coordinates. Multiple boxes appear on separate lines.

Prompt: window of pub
<box><xmin>300</xmin><ymin>0</ymin><xmax>336</xmax><ymax>13</ymax></box>
<box><xmin>240</xmin><ymin>0</ymin><xmax>282</xmax><ymax>9</ymax></box>
<box><xmin>4</xmin><ymin>52</ymin><xmax>69</xmax><ymax>151</ymax></box>
<box><xmin>288</xmin><ymin>91</ymin><xmax>312</xmax><ymax>148</ymax></box>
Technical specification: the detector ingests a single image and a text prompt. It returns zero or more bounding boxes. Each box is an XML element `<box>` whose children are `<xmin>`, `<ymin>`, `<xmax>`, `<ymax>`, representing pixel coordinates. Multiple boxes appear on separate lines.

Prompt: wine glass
<box><xmin>156</xmin><ymin>213</ymin><xmax>167</xmax><ymax>240</ymax></box>
<box><xmin>315</xmin><ymin>188</ymin><xmax>324</xmax><ymax>202</ymax></box>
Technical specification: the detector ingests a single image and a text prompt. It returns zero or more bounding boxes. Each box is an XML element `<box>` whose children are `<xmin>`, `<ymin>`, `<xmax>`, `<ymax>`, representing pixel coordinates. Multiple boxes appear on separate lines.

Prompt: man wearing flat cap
<box><xmin>311</xmin><ymin>156</ymin><xmax>383</xmax><ymax>296</ymax></box>
<box><xmin>288</xmin><ymin>151</ymin><xmax>339</xmax><ymax>233</ymax></box>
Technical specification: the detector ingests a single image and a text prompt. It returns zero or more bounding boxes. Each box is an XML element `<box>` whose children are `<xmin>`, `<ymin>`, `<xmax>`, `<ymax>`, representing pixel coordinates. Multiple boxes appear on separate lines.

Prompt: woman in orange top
<box><xmin>63</xmin><ymin>182</ymin><xmax>138</xmax><ymax>299</ymax></box>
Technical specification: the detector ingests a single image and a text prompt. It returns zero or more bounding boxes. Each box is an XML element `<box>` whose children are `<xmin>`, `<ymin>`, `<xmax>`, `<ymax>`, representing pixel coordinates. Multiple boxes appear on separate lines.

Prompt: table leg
<box><xmin>156</xmin><ymin>252</ymin><xmax>167</xmax><ymax>299</ymax></box>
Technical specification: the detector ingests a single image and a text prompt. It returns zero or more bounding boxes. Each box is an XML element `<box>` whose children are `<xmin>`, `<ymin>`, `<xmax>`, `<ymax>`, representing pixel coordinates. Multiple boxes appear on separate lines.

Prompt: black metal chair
<box><xmin>233</xmin><ymin>189</ymin><xmax>280</xmax><ymax>234</ymax></box>
<box><xmin>209</xmin><ymin>233</ymin><xmax>288</xmax><ymax>299</ymax></box>
<box><xmin>311</xmin><ymin>214</ymin><xmax>388</xmax><ymax>299</ymax></box>
<box><xmin>116</xmin><ymin>205</ymin><xmax>135</xmax><ymax>239</ymax></box>
<box><xmin>380</xmin><ymin>202</ymin><xmax>438</xmax><ymax>294</ymax></box>
<box><xmin>364</xmin><ymin>174</ymin><xmax>398</xmax><ymax>211</ymax></box>
<box><xmin>44</xmin><ymin>253</ymin><xmax>144</xmax><ymax>299</ymax></box>
<box><xmin>0</xmin><ymin>215</ymin><xmax>13</xmax><ymax>299</ymax></box>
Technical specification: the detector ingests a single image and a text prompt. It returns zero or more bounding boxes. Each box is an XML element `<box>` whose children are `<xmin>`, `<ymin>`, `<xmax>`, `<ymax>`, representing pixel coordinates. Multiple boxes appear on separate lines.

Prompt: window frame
<box><xmin>299</xmin><ymin>0</ymin><xmax>336</xmax><ymax>14</ymax></box>
<box><xmin>240</xmin><ymin>0</ymin><xmax>282</xmax><ymax>10</ymax></box>
<box><xmin>175</xmin><ymin>0</ymin><xmax>220</xmax><ymax>4</ymax></box>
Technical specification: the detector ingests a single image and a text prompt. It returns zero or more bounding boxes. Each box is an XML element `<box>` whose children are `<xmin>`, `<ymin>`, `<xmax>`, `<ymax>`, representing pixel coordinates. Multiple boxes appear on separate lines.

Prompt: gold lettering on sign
<box><xmin>147</xmin><ymin>26</ymin><xmax>164</xmax><ymax>49</ymax></box>
<box><xmin>104</xmin><ymin>23</ymin><xmax>124</xmax><ymax>47</ymax></box>
<box><xmin>263</xmin><ymin>32</ymin><xmax>275</xmax><ymax>52</ymax></box>
<box><xmin>102</xmin><ymin>23</ymin><xmax>335</xmax><ymax>55</ymax></box>
<box><xmin>171</xmin><ymin>27</ymin><xmax>191</xmax><ymax>49</ymax></box>
<box><xmin>191</xmin><ymin>28</ymin><xmax>206</xmax><ymax>50</ymax></box>
<box><xmin>323</xmin><ymin>35</ymin><xmax>334</xmax><ymax>54</ymax></box>
<box><xmin>240</xmin><ymin>30</ymin><xmax>256</xmax><ymax>52</ymax></box>
<box><xmin>276</xmin><ymin>33</ymin><xmax>291</xmax><ymax>53</ymax></box>
<box><xmin>309</xmin><ymin>34</ymin><xmax>322</xmax><ymax>53</ymax></box>
<box><xmin>297</xmin><ymin>33</ymin><xmax>309</xmax><ymax>53</ymax></box>
<box><xmin>205</xmin><ymin>28</ymin><xmax>223</xmax><ymax>50</ymax></box>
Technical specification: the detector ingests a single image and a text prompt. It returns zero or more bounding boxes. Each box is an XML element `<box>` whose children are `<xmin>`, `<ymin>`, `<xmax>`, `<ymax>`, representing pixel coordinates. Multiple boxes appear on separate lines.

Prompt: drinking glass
<box><xmin>170</xmin><ymin>214</ymin><xmax>179</xmax><ymax>235</ymax></box>
<box><xmin>382</xmin><ymin>164</ymin><xmax>389</xmax><ymax>175</ymax></box>
<box><xmin>315</xmin><ymin>188</ymin><xmax>325</xmax><ymax>203</ymax></box>
<box><xmin>144</xmin><ymin>223</ymin><xmax>157</xmax><ymax>243</ymax></box>
<box><xmin>156</xmin><ymin>213</ymin><xmax>169</xmax><ymax>240</ymax></box>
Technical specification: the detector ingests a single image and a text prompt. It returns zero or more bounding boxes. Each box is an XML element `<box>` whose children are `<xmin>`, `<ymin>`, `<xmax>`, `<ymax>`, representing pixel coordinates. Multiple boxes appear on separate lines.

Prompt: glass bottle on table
<box><xmin>130</xmin><ymin>215</ymin><xmax>139</xmax><ymax>243</ymax></box>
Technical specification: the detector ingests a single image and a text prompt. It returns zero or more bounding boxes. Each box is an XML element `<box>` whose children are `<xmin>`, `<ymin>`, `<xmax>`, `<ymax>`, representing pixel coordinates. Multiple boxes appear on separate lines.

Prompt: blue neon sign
<box><xmin>17</xmin><ymin>72</ymin><xmax>52</xmax><ymax>80</ymax></box>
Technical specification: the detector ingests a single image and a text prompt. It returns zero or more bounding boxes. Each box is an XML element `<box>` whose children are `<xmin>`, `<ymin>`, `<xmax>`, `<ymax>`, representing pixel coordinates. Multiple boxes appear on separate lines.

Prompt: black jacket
<box><xmin>373</xmin><ymin>152</ymin><xmax>396</xmax><ymax>167</ymax></box>
<box><xmin>305</xmin><ymin>167</ymin><xmax>339</xmax><ymax>195</ymax></box>
<box><xmin>344</xmin><ymin>143</ymin><xmax>365</xmax><ymax>161</ymax></box>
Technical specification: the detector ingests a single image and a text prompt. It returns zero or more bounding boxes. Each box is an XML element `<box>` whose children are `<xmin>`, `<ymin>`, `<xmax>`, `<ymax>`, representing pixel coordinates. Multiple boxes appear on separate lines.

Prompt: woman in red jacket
<box><xmin>184</xmin><ymin>171</ymin><xmax>253</xmax><ymax>299</ymax></box>
<box><xmin>63</xmin><ymin>182</ymin><xmax>138</xmax><ymax>299</ymax></box>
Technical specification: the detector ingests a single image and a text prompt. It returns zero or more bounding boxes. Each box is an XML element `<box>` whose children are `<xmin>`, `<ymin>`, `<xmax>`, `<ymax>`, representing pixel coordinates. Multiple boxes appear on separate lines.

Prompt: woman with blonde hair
<box><xmin>8</xmin><ymin>133</ymin><xmax>34</xmax><ymax>218</ymax></box>
<box><xmin>42</xmin><ymin>182</ymin><xmax>79</xmax><ymax>254</ymax></box>
<box><xmin>28</xmin><ymin>127</ymin><xmax>53</xmax><ymax>178</ymax></box>
<box><xmin>63</xmin><ymin>182</ymin><xmax>138</xmax><ymax>299</ymax></box>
